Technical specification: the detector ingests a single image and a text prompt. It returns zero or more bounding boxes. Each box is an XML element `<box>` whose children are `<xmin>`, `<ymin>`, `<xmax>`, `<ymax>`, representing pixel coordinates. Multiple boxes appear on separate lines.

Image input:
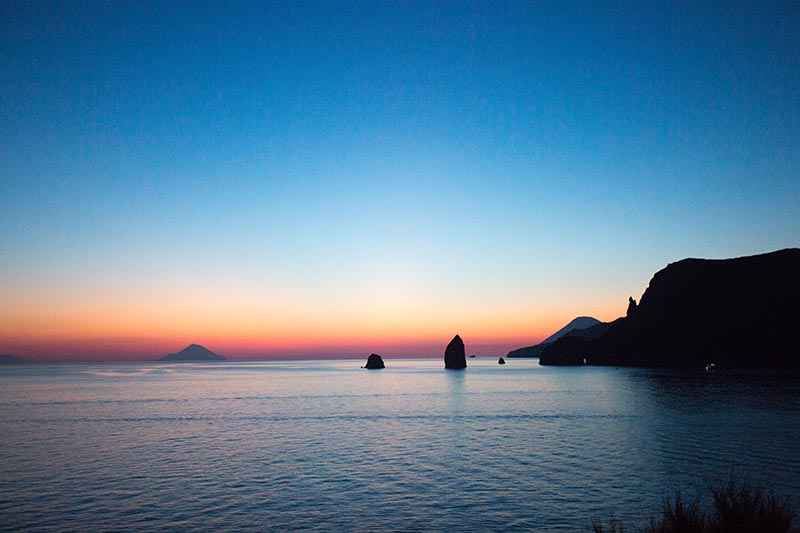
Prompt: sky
<box><xmin>2</xmin><ymin>1</ymin><xmax>799</xmax><ymax>362</ymax></box>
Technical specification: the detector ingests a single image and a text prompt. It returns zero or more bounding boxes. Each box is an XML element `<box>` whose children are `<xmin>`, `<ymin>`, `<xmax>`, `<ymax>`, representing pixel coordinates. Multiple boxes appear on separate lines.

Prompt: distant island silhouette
<box><xmin>0</xmin><ymin>354</ymin><xmax>26</xmax><ymax>365</ymax></box>
<box><xmin>507</xmin><ymin>316</ymin><xmax>604</xmax><ymax>358</ymax></box>
<box><xmin>540</xmin><ymin>248</ymin><xmax>800</xmax><ymax>368</ymax></box>
<box><xmin>160</xmin><ymin>344</ymin><xmax>225</xmax><ymax>362</ymax></box>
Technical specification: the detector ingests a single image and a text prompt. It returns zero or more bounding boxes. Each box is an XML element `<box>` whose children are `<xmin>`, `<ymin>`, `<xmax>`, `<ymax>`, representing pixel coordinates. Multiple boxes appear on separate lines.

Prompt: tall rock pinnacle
<box><xmin>444</xmin><ymin>335</ymin><xmax>467</xmax><ymax>369</ymax></box>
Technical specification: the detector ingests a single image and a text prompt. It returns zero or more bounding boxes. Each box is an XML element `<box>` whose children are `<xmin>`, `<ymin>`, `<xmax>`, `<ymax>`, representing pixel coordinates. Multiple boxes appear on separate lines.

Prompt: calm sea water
<box><xmin>1</xmin><ymin>358</ymin><xmax>799</xmax><ymax>531</ymax></box>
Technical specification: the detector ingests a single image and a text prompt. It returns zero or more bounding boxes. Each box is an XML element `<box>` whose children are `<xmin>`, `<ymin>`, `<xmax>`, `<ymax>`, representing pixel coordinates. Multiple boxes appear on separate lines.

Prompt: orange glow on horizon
<box><xmin>2</xmin><ymin>279</ymin><xmax>628</xmax><ymax>362</ymax></box>
<box><xmin>1</xmin><ymin>308</ymin><xmax>625</xmax><ymax>362</ymax></box>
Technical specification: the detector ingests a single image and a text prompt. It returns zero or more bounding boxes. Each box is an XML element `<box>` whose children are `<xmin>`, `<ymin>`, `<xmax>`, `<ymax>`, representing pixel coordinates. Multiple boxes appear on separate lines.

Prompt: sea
<box><xmin>1</xmin><ymin>358</ymin><xmax>799</xmax><ymax>532</ymax></box>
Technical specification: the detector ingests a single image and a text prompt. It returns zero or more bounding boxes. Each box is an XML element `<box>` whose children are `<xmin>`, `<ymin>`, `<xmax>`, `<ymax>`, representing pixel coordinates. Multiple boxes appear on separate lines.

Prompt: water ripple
<box><xmin>1</xmin><ymin>361</ymin><xmax>798</xmax><ymax>532</ymax></box>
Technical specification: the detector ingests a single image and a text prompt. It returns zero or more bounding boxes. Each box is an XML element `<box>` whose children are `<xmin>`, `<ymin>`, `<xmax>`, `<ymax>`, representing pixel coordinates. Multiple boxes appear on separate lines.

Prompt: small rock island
<box><xmin>159</xmin><ymin>344</ymin><xmax>225</xmax><ymax>362</ymax></box>
<box><xmin>444</xmin><ymin>335</ymin><xmax>467</xmax><ymax>369</ymax></box>
<box><xmin>363</xmin><ymin>353</ymin><xmax>385</xmax><ymax>369</ymax></box>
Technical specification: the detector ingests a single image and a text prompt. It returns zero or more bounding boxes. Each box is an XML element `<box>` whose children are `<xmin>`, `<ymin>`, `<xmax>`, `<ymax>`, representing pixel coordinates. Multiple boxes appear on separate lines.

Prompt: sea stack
<box><xmin>444</xmin><ymin>335</ymin><xmax>467</xmax><ymax>370</ymax></box>
<box><xmin>363</xmin><ymin>353</ymin><xmax>385</xmax><ymax>369</ymax></box>
<box><xmin>498</xmin><ymin>357</ymin><xmax>506</xmax><ymax>365</ymax></box>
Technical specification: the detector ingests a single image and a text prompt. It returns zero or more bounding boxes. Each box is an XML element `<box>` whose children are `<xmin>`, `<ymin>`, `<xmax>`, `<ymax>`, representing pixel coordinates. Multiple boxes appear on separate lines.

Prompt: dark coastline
<box><xmin>540</xmin><ymin>249</ymin><xmax>800</xmax><ymax>369</ymax></box>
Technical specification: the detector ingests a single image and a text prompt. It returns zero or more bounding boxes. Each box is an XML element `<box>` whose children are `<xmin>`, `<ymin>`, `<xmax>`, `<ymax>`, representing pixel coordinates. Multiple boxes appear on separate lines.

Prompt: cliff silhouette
<box><xmin>540</xmin><ymin>248</ymin><xmax>800</xmax><ymax>368</ymax></box>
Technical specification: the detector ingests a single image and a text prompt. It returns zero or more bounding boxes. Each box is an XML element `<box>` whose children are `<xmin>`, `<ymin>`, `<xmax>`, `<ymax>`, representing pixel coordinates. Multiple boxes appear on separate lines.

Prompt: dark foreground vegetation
<box><xmin>593</xmin><ymin>476</ymin><xmax>797</xmax><ymax>533</ymax></box>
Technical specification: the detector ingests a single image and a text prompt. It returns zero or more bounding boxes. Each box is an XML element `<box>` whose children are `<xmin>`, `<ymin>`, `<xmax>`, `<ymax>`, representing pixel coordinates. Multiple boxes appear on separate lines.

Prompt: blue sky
<box><xmin>1</xmin><ymin>1</ymin><xmax>798</xmax><ymax>360</ymax></box>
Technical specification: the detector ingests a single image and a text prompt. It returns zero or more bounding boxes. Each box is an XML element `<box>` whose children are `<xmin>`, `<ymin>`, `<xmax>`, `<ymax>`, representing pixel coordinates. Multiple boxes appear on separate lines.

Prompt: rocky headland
<box><xmin>540</xmin><ymin>248</ymin><xmax>800</xmax><ymax>368</ymax></box>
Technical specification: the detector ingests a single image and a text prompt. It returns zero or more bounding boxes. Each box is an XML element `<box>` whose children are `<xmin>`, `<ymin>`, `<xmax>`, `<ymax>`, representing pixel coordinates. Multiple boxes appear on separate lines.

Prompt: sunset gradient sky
<box><xmin>2</xmin><ymin>2</ymin><xmax>799</xmax><ymax>361</ymax></box>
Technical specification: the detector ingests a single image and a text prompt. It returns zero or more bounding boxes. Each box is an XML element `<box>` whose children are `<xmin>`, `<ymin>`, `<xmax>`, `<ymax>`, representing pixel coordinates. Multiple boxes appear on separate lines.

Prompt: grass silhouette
<box><xmin>592</xmin><ymin>475</ymin><xmax>796</xmax><ymax>533</ymax></box>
